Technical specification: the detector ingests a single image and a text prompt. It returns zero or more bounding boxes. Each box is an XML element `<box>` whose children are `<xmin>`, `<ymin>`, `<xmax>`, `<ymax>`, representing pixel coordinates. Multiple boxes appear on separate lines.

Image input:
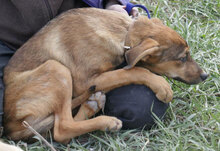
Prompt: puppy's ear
<box><xmin>124</xmin><ymin>38</ymin><xmax>160</xmax><ymax>69</ymax></box>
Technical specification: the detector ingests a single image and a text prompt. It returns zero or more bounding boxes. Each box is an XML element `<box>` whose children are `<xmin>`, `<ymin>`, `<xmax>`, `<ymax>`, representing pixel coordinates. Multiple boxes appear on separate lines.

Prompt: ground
<box><xmin>3</xmin><ymin>0</ymin><xmax>220</xmax><ymax>150</ymax></box>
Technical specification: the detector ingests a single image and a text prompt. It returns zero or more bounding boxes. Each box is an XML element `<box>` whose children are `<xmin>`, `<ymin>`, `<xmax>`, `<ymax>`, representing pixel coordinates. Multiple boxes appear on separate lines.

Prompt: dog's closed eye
<box><xmin>178</xmin><ymin>52</ymin><xmax>189</xmax><ymax>63</ymax></box>
<box><xmin>179</xmin><ymin>56</ymin><xmax>187</xmax><ymax>62</ymax></box>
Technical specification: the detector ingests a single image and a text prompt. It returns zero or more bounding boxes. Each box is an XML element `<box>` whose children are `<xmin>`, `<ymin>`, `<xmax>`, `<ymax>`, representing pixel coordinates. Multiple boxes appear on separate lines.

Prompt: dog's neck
<box><xmin>124</xmin><ymin>21</ymin><xmax>133</xmax><ymax>49</ymax></box>
<box><xmin>123</xmin><ymin>18</ymin><xmax>144</xmax><ymax>50</ymax></box>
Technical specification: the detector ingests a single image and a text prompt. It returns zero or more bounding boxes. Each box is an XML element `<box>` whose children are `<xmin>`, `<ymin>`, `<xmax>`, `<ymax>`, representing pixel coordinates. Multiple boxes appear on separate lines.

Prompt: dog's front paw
<box><xmin>149</xmin><ymin>76</ymin><xmax>173</xmax><ymax>103</ymax></box>
<box><xmin>98</xmin><ymin>116</ymin><xmax>122</xmax><ymax>132</ymax></box>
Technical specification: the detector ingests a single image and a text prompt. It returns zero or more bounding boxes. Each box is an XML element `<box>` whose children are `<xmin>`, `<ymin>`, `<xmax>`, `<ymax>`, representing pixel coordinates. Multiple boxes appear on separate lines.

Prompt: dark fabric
<box><xmin>105</xmin><ymin>84</ymin><xmax>169</xmax><ymax>129</ymax></box>
<box><xmin>0</xmin><ymin>0</ymin><xmax>71</xmax><ymax>50</ymax></box>
<box><xmin>0</xmin><ymin>0</ymin><xmax>129</xmax><ymax>50</ymax></box>
<box><xmin>0</xmin><ymin>41</ymin><xmax>15</xmax><ymax>128</ymax></box>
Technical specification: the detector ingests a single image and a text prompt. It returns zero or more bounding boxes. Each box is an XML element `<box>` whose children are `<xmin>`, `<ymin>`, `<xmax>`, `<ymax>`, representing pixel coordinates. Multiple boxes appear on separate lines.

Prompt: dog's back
<box><xmin>4</xmin><ymin>8</ymin><xmax>131</xmax><ymax>76</ymax></box>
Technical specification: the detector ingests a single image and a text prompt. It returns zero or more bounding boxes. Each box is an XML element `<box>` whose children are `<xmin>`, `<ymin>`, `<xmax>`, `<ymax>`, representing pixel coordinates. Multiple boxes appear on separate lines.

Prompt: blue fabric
<box><xmin>0</xmin><ymin>41</ymin><xmax>15</xmax><ymax>127</ymax></box>
<box><xmin>125</xmin><ymin>2</ymin><xmax>151</xmax><ymax>18</ymax></box>
<box><xmin>82</xmin><ymin>0</ymin><xmax>130</xmax><ymax>8</ymax></box>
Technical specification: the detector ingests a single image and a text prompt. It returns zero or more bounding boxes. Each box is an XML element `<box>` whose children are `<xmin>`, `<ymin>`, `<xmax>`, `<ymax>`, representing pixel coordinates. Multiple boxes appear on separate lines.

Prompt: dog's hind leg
<box><xmin>53</xmin><ymin>90</ymin><xmax>121</xmax><ymax>143</ymax></box>
<box><xmin>4</xmin><ymin>60</ymin><xmax>74</xmax><ymax>140</ymax></box>
<box><xmin>5</xmin><ymin>60</ymin><xmax>121</xmax><ymax>142</ymax></box>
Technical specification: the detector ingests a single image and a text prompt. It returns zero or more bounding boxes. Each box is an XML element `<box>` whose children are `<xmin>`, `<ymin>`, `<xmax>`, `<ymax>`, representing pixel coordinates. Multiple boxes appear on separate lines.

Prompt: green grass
<box><xmin>3</xmin><ymin>0</ymin><xmax>220</xmax><ymax>150</ymax></box>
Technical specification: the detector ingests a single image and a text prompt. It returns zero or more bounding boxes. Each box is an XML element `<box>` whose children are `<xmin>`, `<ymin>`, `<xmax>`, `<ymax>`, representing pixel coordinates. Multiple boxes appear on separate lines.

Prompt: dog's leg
<box><xmin>70</xmin><ymin>67</ymin><xmax>173</xmax><ymax>110</ymax></box>
<box><xmin>53</xmin><ymin>96</ymin><xmax>121</xmax><ymax>143</ymax></box>
<box><xmin>69</xmin><ymin>67</ymin><xmax>173</xmax><ymax>123</ymax></box>
<box><xmin>53</xmin><ymin>88</ymin><xmax>121</xmax><ymax>143</ymax></box>
<box><xmin>4</xmin><ymin>60</ymin><xmax>74</xmax><ymax>140</ymax></box>
<box><xmin>92</xmin><ymin>67</ymin><xmax>173</xmax><ymax>103</ymax></box>
<box><xmin>73</xmin><ymin>92</ymin><xmax>106</xmax><ymax>121</ymax></box>
<box><xmin>53</xmin><ymin>67</ymin><xmax>174</xmax><ymax>143</ymax></box>
<box><xmin>90</xmin><ymin>67</ymin><xmax>171</xmax><ymax>98</ymax></box>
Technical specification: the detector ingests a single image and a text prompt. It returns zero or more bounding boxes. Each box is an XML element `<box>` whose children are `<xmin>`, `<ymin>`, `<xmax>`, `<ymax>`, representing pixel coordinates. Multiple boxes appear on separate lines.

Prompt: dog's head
<box><xmin>125</xmin><ymin>16</ymin><xmax>208</xmax><ymax>84</ymax></box>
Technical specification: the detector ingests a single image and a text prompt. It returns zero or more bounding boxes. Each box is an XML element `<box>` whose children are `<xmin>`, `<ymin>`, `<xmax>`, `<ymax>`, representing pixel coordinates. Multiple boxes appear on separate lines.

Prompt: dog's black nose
<box><xmin>200</xmin><ymin>73</ymin><xmax>208</xmax><ymax>81</ymax></box>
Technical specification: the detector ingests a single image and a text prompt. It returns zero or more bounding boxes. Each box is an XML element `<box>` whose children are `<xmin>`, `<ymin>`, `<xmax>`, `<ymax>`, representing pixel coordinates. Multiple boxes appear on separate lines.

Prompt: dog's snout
<box><xmin>200</xmin><ymin>73</ymin><xmax>208</xmax><ymax>81</ymax></box>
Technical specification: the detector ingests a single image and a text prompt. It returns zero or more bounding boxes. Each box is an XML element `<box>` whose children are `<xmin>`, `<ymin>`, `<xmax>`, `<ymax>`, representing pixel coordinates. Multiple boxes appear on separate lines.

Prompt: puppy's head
<box><xmin>125</xmin><ymin>16</ymin><xmax>208</xmax><ymax>84</ymax></box>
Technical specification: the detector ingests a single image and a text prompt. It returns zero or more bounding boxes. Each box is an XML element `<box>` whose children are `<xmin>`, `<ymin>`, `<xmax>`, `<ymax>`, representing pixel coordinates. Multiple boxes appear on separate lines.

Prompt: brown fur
<box><xmin>3</xmin><ymin>8</ymin><xmax>207</xmax><ymax>143</ymax></box>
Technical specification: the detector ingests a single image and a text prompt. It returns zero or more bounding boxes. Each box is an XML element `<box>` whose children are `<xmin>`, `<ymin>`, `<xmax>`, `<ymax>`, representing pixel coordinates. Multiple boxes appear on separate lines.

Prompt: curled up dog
<box><xmin>3</xmin><ymin>8</ymin><xmax>208</xmax><ymax>143</ymax></box>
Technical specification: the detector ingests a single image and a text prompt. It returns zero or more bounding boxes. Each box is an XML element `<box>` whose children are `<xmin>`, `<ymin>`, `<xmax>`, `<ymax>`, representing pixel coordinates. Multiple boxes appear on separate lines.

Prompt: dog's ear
<box><xmin>124</xmin><ymin>38</ymin><xmax>160</xmax><ymax>69</ymax></box>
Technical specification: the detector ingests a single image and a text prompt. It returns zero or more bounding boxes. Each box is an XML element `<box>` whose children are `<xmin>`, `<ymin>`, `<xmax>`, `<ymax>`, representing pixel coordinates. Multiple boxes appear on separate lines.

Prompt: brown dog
<box><xmin>3</xmin><ymin>8</ymin><xmax>208</xmax><ymax>143</ymax></box>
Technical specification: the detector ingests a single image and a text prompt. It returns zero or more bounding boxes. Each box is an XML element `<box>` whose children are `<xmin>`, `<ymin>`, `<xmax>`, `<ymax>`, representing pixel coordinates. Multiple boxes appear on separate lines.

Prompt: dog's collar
<box><xmin>123</xmin><ymin>3</ymin><xmax>151</xmax><ymax>57</ymax></box>
<box><xmin>124</xmin><ymin>46</ymin><xmax>131</xmax><ymax>50</ymax></box>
